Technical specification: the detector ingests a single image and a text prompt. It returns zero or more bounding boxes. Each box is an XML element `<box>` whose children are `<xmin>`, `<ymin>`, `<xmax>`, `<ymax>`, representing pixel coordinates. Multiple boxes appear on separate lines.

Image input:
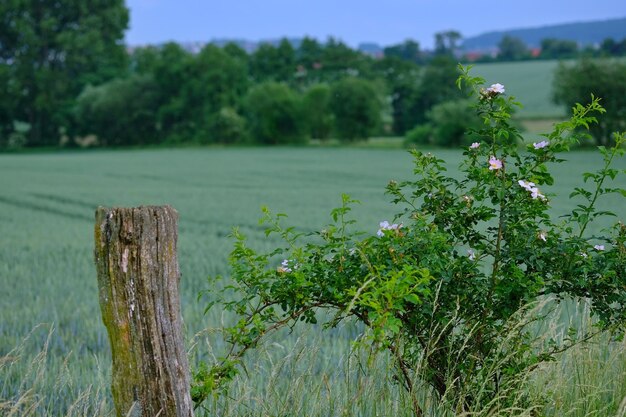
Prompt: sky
<box><xmin>125</xmin><ymin>0</ymin><xmax>626</xmax><ymax>49</ymax></box>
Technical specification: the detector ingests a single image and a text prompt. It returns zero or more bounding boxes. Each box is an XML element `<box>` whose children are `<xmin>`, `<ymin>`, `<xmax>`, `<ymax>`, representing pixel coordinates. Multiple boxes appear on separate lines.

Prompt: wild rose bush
<box><xmin>193</xmin><ymin>66</ymin><xmax>626</xmax><ymax>415</ymax></box>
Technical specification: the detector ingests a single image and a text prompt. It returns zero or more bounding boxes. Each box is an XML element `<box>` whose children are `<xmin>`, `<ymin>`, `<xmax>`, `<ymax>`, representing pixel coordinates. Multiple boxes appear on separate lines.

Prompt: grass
<box><xmin>0</xmin><ymin>146</ymin><xmax>625</xmax><ymax>416</ymax></box>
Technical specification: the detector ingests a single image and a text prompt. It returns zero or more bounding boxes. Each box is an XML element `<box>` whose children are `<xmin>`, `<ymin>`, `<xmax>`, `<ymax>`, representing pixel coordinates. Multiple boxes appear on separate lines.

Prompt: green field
<box><xmin>1</xmin><ymin>147</ymin><xmax>625</xmax><ymax>415</ymax></box>
<box><xmin>472</xmin><ymin>60</ymin><xmax>566</xmax><ymax>119</ymax></box>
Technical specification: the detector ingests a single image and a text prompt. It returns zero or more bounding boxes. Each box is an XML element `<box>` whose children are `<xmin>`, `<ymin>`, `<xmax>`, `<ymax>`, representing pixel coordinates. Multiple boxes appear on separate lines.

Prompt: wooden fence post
<box><xmin>94</xmin><ymin>206</ymin><xmax>193</xmax><ymax>417</ymax></box>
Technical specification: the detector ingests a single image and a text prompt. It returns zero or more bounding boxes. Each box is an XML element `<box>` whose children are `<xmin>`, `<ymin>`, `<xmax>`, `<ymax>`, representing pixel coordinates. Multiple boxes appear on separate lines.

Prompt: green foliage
<box><xmin>181</xmin><ymin>44</ymin><xmax>249</xmax><ymax>143</ymax></box>
<box><xmin>244</xmin><ymin>82</ymin><xmax>306</xmax><ymax>145</ymax></box>
<box><xmin>434</xmin><ymin>31</ymin><xmax>462</xmax><ymax>56</ymax></box>
<box><xmin>73</xmin><ymin>75</ymin><xmax>160</xmax><ymax>146</ymax></box>
<box><xmin>382</xmin><ymin>59</ymin><xmax>422</xmax><ymax>135</ymax></box>
<box><xmin>404</xmin><ymin>123</ymin><xmax>433</xmax><ymax>147</ymax></box>
<box><xmin>540</xmin><ymin>38</ymin><xmax>579</xmax><ymax>59</ymax></box>
<box><xmin>222</xmin><ymin>42</ymin><xmax>250</xmax><ymax>63</ymax></box>
<box><xmin>428</xmin><ymin>99</ymin><xmax>483</xmax><ymax>147</ymax></box>
<box><xmin>134</xmin><ymin>42</ymin><xmax>195</xmax><ymax>143</ymax></box>
<box><xmin>123</xmin><ymin>42</ymin><xmax>252</xmax><ymax>145</ymax></box>
<box><xmin>302</xmin><ymin>84</ymin><xmax>334</xmax><ymax>140</ymax></box>
<box><xmin>405</xmin><ymin>99</ymin><xmax>482</xmax><ymax>147</ymax></box>
<box><xmin>296</xmin><ymin>37</ymin><xmax>324</xmax><ymax>69</ymax></box>
<box><xmin>205</xmin><ymin>107</ymin><xmax>248</xmax><ymax>144</ymax></box>
<box><xmin>1</xmin><ymin>146</ymin><xmax>624</xmax><ymax>416</ymax></box>
<box><xmin>330</xmin><ymin>78</ymin><xmax>382</xmax><ymax>141</ymax></box>
<box><xmin>497</xmin><ymin>36</ymin><xmax>530</xmax><ymax>61</ymax></box>
<box><xmin>0</xmin><ymin>63</ymin><xmax>15</xmax><ymax>148</ymax></box>
<box><xmin>321</xmin><ymin>38</ymin><xmax>372</xmax><ymax>81</ymax></box>
<box><xmin>185</xmin><ymin>45</ymin><xmax>249</xmax><ymax>119</ymax></box>
<box><xmin>411</xmin><ymin>56</ymin><xmax>463</xmax><ymax>126</ymax></box>
<box><xmin>384</xmin><ymin>40</ymin><xmax>422</xmax><ymax>63</ymax></box>
<box><xmin>386</xmin><ymin>52</ymin><xmax>464</xmax><ymax>137</ymax></box>
<box><xmin>599</xmin><ymin>37</ymin><xmax>626</xmax><ymax>57</ymax></box>
<box><xmin>553</xmin><ymin>59</ymin><xmax>626</xmax><ymax>145</ymax></box>
<box><xmin>0</xmin><ymin>0</ymin><xmax>129</xmax><ymax>146</ymax></box>
<box><xmin>250</xmin><ymin>39</ymin><xmax>296</xmax><ymax>82</ymax></box>
<box><xmin>196</xmin><ymin>68</ymin><xmax>626</xmax><ymax>415</ymax></box>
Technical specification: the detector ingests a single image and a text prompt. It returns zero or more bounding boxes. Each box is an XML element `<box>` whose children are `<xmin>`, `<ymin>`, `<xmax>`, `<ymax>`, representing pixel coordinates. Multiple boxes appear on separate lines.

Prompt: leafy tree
<box><xmin>0</xmin><ymin>0</ymin><xmax>129</xmax><ymax>146</ymax></box>
<box><xmin>275</xmin><ymin>39</ymin><xmax>296</xmax><ymax>81</ymax></box>
<box><xmin>73</xmin><ymin>75</ymin><xmax>160</xmax><ymax>146</ymax></box>
<box><xmin>302</xmin><ymin>84</ymin><xmax>333</xmax><ymax>140</ymax></box>
<box><xmin>389</xmin><ymin>75</ymin><xmax>421</xmax><ymax>135</ymax></box>
<box><xmin>222</xmin><ymin>42</ymin><xmax>250</xmax><ymax>63</ymax></box>
<box><xmin>129</xmin><ymin>46</ymin><xmax>161</xmax><ymax>74</ymax></box>
<box><xmin>406</xmin><ymin>99</ymin><xmax>482</xmax><ymax>147</ymax></box>
<box><xmin>296</xmin><ymin>36</ymin><xmax>324</xmax><ymax>69</ymax></box>
<box><xmin>371</xmin><ymin>57</ymin><xmax>421</xmax><ymax>135</ymax></box>
<box><xmin>205</xmin><ymin>107</ymin><xmax>247</xmax><ymax>144</ymax></box>
<box><xmin>599</xmin><ymin>37</ymin><xmax>626</xmax><ymax>57</ymax></box>
<box><xmin>380</xmin><ymin>56</ymin><xmax>460</xmax><ymax>136</ymax></box>
<box><xmin>329</xmin><ymin>77</ymin><xmax>381</xmax><ymax>141</ymax></box>
<box><xmin>0</xmin><ymin>64</ymin><xmax>15</xmax><ymax>147</ymax></box>
<box><xmin>182</xmin><ymin>44</ymin><xmax>249</xmax><ymax>141</ymax></box>
<box><xmin>128</xmin><ymin>42</ymin><xmax>249</xmax><ymax>145</ymax></box>
<box><xmin>250</xmin><ymin>39</ymin><xmax>296</xmax><ymax>82</ymax></box>
<box><xmin>412</xmin><ymin>56</ymin><xmax>463</xmax><ymax>125</ymax></box>
<box><xmin>250</xmin><ymin>43</ymin><xmax>278</xmax><ymax>82</ymax></box>
<box><xmin>384</xmin><ymin>39</ymin><xmax>421</xmax><ymax>63</ymax></box>
<box><xmin>553</xmin><ymin>59</ymin><xmax>626</xmax><ymax>145</ymax></box>
<box><xmin>144</xmin><ymin>43</ymin><xmax>194</xmax><ymax>143</ymax></box>
<box><xmin>243</xmin><ymin>82</ymin><xmax>305</xmax><ymax>145</ymax></box>
<box><xmin>427</xmin><ymin>99</ymin><xmax>497</xmax><ymax>147</ymax></box>
<box><xmin>497</xmin><ymin>35</ymin><xmax>530</xmax><ymax>61</ymax></box>
<box><xmin>404</xmin><ymin>123</ymin><xmax>433</xmax><ymax>147</ymax></box>
<box><xmin>321</xmin><ymin>37</ymin><xmax>372</xmax><ymax>81</ymax></box>
<box><xmin>540</xmin><ymin>38</ymin><xmax>578</xmax><ymax>59</ymax></box>
<box><xmin>434</xmin><ymin>30</ymin><xmax>462</xmax><ymax>56</ymax></box>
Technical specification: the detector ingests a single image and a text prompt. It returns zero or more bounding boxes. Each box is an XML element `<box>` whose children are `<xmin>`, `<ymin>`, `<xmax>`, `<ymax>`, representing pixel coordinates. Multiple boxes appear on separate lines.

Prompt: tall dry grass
<box><xmin>2</xmin><ymin>300</ymin><xmax>625</xmax><ymax>416</ymax></box>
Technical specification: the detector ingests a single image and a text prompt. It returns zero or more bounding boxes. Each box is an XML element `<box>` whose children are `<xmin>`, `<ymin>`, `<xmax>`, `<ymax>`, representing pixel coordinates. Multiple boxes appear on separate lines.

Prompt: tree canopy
<box><xmin>0</xmin><ymin>0</ymin><xmax>128</xmax><ymax>147</ymax></box>
<box><xmin>553</xmin><ymin>59</ymin><xmax>626</xmax><ymax>145</ymax></box>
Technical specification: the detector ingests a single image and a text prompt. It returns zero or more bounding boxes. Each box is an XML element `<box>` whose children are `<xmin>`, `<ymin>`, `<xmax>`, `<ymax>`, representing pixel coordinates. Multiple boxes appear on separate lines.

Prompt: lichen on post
<box><xmin>94</xmin><ymin>206</ymin><xmax>193</xmax><ymax>417</ymax></box>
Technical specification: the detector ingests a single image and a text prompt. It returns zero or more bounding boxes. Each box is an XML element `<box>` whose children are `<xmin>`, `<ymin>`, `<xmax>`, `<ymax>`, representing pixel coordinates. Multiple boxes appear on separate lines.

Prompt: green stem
<box><xmin>577</xmin><ymin>141</ymin><xmax>622</xmax><ymax>238</ymax></box>
<box><xmin>488</xmin><ymin>159</ymin><xmax>508</xmax><ymax>300</ymax></box>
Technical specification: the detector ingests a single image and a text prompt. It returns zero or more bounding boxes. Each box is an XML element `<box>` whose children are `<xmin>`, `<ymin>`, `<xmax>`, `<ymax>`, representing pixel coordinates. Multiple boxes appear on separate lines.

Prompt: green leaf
<box><xmin>404</xmin><ymin>293</ymin><xmax>421</xmax><ymax>305</ymax></box>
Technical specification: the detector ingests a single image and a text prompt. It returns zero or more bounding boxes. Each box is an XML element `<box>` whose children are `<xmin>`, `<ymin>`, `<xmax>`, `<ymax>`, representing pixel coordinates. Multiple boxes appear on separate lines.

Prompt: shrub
<box><xmin>553</xmin><ymin>58</ymin><xmax>626</xmax><ymax>146</ymax></box>
<box><xmin>404</xmin><ymin>99</ymin><xmax>482</xmax><ymax>147</ymax></box>
<box><xmin>73</xmin><ymin>75</ymin><xmax>160</xmax><ymax>146</ymax></box>
<box><xmin>195</xmin><ymin>67</ymin><xmax>626</xmax><ymax>416</ymax></box>
<box><xmin>204</xmin><ymin>107</ymin><xmax>247</xmax><ymax>144</ymax></box>
<box><xmin>404</xmin><ymin>123</ymin><xmax>433</xmax><ymax>146</ymax></box>
<box><xmin>428</xmin><ymin>99</ymin><xmax>483</xmax><ymax>147</ymax></box>
<box><xmin>302</xmin><ymin>84</ymin><xmax>334</xmax><ymax>140</ymax></box>
<box><xmin>183</xmin><ymin>44</ymin><xmax>249</xmax><ymax>127</ymax></box>
<box><xmin>243</xmin><ymin>82</ymin><xmax>306</xmax><ymax>145</ymax></box>
<box><xmin>0</xmin><ymin>64</ymin><xmax>15</xmax><ymax>149</ymax></box>
<box><xmin>329</xmin><ymin>77</ymin><xmax>381</xmax><ymax>141</ymax></box>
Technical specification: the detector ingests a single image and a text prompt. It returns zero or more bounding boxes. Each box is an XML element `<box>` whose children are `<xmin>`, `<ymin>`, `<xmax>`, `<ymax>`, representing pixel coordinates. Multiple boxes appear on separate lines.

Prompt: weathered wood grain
<box><xmin>94</xmin><ymin>206</ymin><xmax>193</xmax><ymax>417</ymax></box>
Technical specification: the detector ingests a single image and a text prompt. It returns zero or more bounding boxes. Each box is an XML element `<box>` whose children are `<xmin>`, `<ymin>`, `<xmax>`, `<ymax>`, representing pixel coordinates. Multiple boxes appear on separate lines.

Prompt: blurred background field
<box><xmin>1</xmin><ymin>147</ymin><xmax>625</xmax><ymax>415</ymax></box>
<box><xmin>473</xmin><ymin>60</ymin><xmax>564</xmax><ymax>119</ymax></box>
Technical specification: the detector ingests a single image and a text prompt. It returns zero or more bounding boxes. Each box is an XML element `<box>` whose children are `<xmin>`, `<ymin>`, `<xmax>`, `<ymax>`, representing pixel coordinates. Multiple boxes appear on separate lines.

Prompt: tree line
<box><xmin>71</xmin><ymin>39</ymin><xmax>471</xmax><ymax>147</ymax></box>
<box><xmin>0</xmin><ymin>2</ymin><xmax>465</xmax><ymax>150</ymax></box>
<box><xmin>1</xmin><ymin>0</ymin><xmax>624</xmax><ymax>149</ymax></box>
<box><xmin>484</xmin><ymin>35</ymin><xmax>626</xmax><ymax>62</ymax></box>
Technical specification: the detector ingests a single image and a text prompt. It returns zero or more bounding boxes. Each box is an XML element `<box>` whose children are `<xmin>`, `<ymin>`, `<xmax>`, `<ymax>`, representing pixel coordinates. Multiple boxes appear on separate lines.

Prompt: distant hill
<box><xmin>462</xmin><ymin>17</ymin><xmax>626</xmax><ymax>51</ymax></box>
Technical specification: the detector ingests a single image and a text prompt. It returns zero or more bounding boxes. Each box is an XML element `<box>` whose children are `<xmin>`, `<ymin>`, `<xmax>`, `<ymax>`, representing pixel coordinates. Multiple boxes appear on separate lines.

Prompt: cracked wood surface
<box><xmin>95</xmin><ymin>206</ymin><xmax>192</xmax><ymax>417</ymax></box>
